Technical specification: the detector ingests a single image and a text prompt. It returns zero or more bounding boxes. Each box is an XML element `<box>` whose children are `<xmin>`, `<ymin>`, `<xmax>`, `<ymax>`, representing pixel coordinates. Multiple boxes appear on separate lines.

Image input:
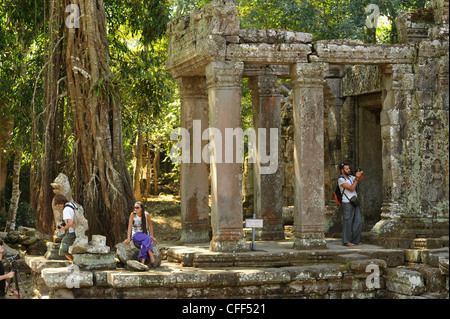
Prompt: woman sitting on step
<box><xmin>124</xmin><ymin>201</ymin><xmax>158</xmax><ymax>265</ymax></box>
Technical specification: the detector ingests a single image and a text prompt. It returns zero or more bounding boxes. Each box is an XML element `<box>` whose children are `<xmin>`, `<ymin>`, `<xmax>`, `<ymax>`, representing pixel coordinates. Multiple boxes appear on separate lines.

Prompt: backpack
<box><xmin>334</xmin><ymin>176</ymin><xmax>345</xmax><ymax>207</ymax></box>
<box><xmin>64</xmin><ymin>202</ymin><xmax>78</xmax><ymax>211</ymax></box>
<box><xmin>334</xmin><ymin>184</ymin><xmax>343</xmax><ymax>206</ymax></box>
<box><xmin>63</xmin><ymin>202</ymin><xmax>78</xmax><ymax>224</ymax></box>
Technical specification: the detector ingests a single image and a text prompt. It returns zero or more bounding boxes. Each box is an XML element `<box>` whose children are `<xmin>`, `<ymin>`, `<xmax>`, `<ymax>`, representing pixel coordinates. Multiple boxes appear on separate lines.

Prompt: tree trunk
<box><xmin>145</xmin><ymin>133</ymin><xmax>152</xmax><ymax>198</ymax></box>
<box><xmin>64</xmin><ymin>0</ymin><xmax>134</xmax><ymax>245</ymax></box>
<box><xmin>5</xmin><ymin>145</ymin><xmax>23</xmax><ymax>232</ymax></box>
<box><xmin>153</xmin><ymin>148</ymin><xmax>160</xmax><ymax>195</ymax></box>
<box><xmin>0</xmin><ymin>117</ymin><xmax>14</xmax><ymax>215</ymax></box>
<box><xmin>36</xmin><ymin>0</ymin><xmax>65</xmax><ymax>235</ymax></box>
<box><xmin>133</xmin><ymin>133</ymin><xmax>144</xmax><ymax>200</ymax></box>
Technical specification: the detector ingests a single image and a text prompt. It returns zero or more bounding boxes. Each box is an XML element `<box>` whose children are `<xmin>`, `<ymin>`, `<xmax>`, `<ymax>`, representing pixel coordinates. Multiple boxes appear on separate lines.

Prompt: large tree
<box><xmin>37</xmin><ymin>0</ymin><xmax>135</xmax><ymax>245</ymax></box>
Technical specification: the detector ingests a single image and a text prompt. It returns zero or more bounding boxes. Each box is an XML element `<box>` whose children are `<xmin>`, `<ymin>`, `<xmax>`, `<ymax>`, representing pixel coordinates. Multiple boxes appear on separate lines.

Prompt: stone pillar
<box><xmin>205</xmin><ymin>61</ymin><xmax>246</xmax><ymax>252</ymax></box>
<box><xmin>324</xmin><ymin>65</ymin><xmax>345</xmax><ymax>235</ymax></box>
<box><xmin>248</xmin><ymin>68</ymin><xmax>284</xmax><ymax>241</ymax></box>
<box><xmin>378</xmin><ymin>64</ymin><xmax>409</xmax><ymax>220</ymax></box>
<box><xmin>290</xmin><ymin>61</ymin><xmax>327</xmax><ymax>250</ymax></box>
<box><xmin>177</xmin><ymin>76</ymin><xmax>210</xmax><ymax>244</ymax></box>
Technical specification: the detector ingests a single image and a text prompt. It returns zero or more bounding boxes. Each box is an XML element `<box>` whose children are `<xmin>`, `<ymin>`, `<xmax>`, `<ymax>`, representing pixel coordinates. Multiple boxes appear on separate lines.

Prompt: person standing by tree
<box><xmin>338</xmin><ymin>163</ymin><xmax>364</xmax><ymax>246</ymax></box>
<box><xmin>54</xmin><ymin>194</ymin><xmax>76</xmax><ymax>263</ymax></box>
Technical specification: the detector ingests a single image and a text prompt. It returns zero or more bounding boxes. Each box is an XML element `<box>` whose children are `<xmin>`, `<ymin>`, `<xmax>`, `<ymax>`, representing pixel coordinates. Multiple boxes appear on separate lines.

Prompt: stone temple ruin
<box><xmin>166</xmin><ymin>0</ymin><xmax>449</xmax><ymax>251</ymax></box>
<box><xmin>19</xmin><ymin>0</ymin><xmax>448</xmax><ymax>299</ymax></box>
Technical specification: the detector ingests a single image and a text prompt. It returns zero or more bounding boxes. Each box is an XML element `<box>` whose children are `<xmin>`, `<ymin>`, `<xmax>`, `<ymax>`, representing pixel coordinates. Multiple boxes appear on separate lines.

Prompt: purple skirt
<box><xmin>132</xmin><ymin>232</ymin><xmax>153</xmax><ymax>261</ymax></box>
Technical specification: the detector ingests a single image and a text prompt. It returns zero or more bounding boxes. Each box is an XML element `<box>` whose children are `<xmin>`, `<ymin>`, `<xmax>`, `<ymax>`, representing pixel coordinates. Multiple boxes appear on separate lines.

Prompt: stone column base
<box><xmin>371</xmin><ymin>217</ymin><xmax>449</xmax><ymax>248</ymax></box>
<box><xmin>210</xmin><ymin>229</ymin><xmax>247</xmax><ymax>252</ymax></box>
<box><xmin>293</xmin><ymin>237</ymin><xmax>327</xmax><ymax>250</ymax></box>
<box><xmin>210</xmin><ymin>240</ymin><xmax>246</xmax><ymax>252</ymax></box>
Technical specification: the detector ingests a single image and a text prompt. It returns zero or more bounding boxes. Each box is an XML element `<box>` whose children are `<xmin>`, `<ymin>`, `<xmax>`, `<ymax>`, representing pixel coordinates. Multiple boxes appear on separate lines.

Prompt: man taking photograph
<box><xmin>0</xmin><ymin>239</ymin><xmax>21</xmax><ymax>299</ymax></box>
<box><xmin>338</xmin><ymin>163</ymin><xmax>364</xmax><ymax>247</ymax></box>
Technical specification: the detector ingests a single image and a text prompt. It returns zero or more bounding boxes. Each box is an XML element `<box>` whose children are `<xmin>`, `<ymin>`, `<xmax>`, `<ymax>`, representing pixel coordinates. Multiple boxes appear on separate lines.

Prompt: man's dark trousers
<box><xmin>342</xmin><ymin>202</ymin><xmax>362</xmax><ymax>244</ymax></box>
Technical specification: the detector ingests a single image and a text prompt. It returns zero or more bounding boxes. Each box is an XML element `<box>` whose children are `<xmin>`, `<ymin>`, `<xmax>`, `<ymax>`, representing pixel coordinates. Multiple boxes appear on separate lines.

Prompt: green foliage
<box><xmin>0</xmin><ymin>158</ymin><xmax>35</xmax><ymax>230</ymax></box>
<box><xmin>106</xmin><ymin>0</ymin><xmax>171</xmax><ymax>46</ymax></box>
<box><xmin>105</xmin><ymin>1</ymin><xmax>180</xmax><ymax>172</ymax></box>
<box><xmin>171</xmin><ymin>0</ymin><xmax>212</xmax><ymax>17</ymax></box>
<box><xmin>237</xmin><ymin>0</ymin><xmax>428</xmax><ymax>43</ymax></box>
<box><xmin>0</xmin><ymin>0</ymin><xmax>46</xmax><ymax>144</ymax></box>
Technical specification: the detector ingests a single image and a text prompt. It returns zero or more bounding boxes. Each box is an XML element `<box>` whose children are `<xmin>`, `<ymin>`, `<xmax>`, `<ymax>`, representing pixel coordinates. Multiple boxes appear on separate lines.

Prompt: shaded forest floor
<box><xmin>142</xmin><ymin>194</ymin><xmax>182</xmax><ymax>244</ymax></box>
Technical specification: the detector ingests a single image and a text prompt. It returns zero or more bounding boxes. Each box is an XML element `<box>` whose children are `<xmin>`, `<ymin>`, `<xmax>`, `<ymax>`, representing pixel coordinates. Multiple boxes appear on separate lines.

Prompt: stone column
<box><xmin>378</xmin><ymin>64</ymin><xmax>409</xmax><ymax>220</ymax></box>
<box><xmin>248</xmin><ymin>68</ymin><xmax>284</xmax><ymax>241</ymax></box>
<box><xmin>290</xmin><ymin>61</ymin><xmax>327</xmax><ymax>250</ymax></box>
<box><xmin>177</xmin><ymin>76</ymin><xmax>210</xmax><ymax>244</ymax></box>
<box><xmin>205</xmin><ymin>61</ymin><xmax>246</xmax><ymax>252</ymax></box>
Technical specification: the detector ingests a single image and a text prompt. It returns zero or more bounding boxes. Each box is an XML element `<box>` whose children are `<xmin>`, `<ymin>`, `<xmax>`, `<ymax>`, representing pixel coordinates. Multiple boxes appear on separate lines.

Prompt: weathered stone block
<box><xmin>115</xmin><ymin>241</ymin><xmax>140</xmax><ymax>264</ymax></box>
<box><xmin>303</xmin><ymin>280</ymin><xmax>329</xmax><ymax>295</ymax></box>
<box><xmin>72</xmin><ymin>252</ymin><xmax>116</xmax><ymax>270</ymax></box>
<box><xmin>405</xmin><ymin>249</ymin><xmax>422</xmax><ymax>263</ymax></box>
<box><xmin>439</xmin><ymin>257</ymin><xmax>449</xmax><ymax>275</ymax></box>
<box><xmin>336</xmin><ymin>253</ymin><xmax>370</xmax><ymax>263</ymax></box>
<box><xmin>175</xmin><ymin>271</ymin><xmax>209</xmax><ymax>288</ymax></box>
<box><xmin>346</xmin><ymin>259</ymin><xmax>387</xmax><ymax>274</ymax></box>
<box><xmin>126</xmin><ymin>260</ymin><xmax>149</xmax><ymax>272</ymax></box>
<box><xmin>385</xmin><ymin>268</ymin><xmax>425</xmax><ymax>296</ymax></box>
<box><xmin>49</xmin><ymin>288</ymin><xmax>74</xmax><ymax>299</ymax></box>
<box><xmin>93</xmin><ymin>271</ymin><xmax>109</xmax><ymax>287</ymax></box>
<box><xmin>236</xmin><ymin>268</ymin><xmax>290</xmax><ymax>286</ymax></box>
<box><xmin>44</xmin><ymin>242</ymin><xmax>66</xmax><ymax>260</ymax></box>
<box><xmin>421</xmin><ymin>248</ymin><xmax>449</xmax><ymax>267</ymax></box>
<box><xmin>138</xmin><ymin>273</ymin><xmax>167</xmax><ymax>287</ymax></box>
<box><xmin>208</xmin><ymin>271</ymin><xmax>239</xmax><ymax>287</ymax></box>
<box><xmin>25</xmin><ymin>256</ymin><xmax>71</xmax><ymax>273</ymax></box>
<box><xmin>86</xmin><ymin>245</ymin><xmax>110</xmax><ymax>254</ymax></box>
<box><xmin>115</xmin><ymin>287</ymin><xmax>178</xmax><ymax>299</ymax></box>
<box><xmin>364</xmin><ymin>249</ymin><xmax>405</xmax><ymax>267</ymax></box>
<box><xmin>42</xmin><ymin>267</ymin><xmax>93</xmax><ymax>289</ymax></box>
<box><xmin>342</xmin><ymin>65</ymin><xmax>382</xmax><ymax>96</ymax></box>
<box><xmin>411</xmin><ymin>264</ymin><xmax>447</xmax><ymax>292</ymax></box>
<box><xmin>107</xmin><ymin>272</ymin><xmax>141</xmax><ymax>288</ymax></box>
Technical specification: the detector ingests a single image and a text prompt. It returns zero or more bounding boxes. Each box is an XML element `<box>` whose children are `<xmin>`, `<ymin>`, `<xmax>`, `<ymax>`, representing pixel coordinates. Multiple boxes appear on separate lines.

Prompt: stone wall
<box><xmin>25</xmin><ymin>244</ymin><xmax>448</xmax><ymax>299</ymax></box>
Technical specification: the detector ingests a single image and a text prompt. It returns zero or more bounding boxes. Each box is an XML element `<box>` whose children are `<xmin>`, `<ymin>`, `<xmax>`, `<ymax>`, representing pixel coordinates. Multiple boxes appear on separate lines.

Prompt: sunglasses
<box><xmin>134</xmin><ymin>206</ymin><xmax>141</xmax><ymax>209</ymax></box>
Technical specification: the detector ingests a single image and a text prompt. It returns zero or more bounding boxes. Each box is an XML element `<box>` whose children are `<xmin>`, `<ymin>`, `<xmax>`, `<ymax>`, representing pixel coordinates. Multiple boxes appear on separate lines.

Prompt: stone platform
<box><xmin>23</xmin><ymin>238</ymin><xmax>449</xmax><ymax>299</ymax></box>
<box><xmin>166</xmin><ymin>238</ymin><xmax>405</xmax><ymax>268</ymax></box>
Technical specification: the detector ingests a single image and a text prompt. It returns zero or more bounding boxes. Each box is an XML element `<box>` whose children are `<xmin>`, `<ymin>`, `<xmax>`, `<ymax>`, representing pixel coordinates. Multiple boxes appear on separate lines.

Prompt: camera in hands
<box><xmin>57</xmin><ymin>220</ymin><xmax>66</xmax><ymax>229</ymax></box>
<box><xmin>5</xmin><ymin>254</ymin><xmax>20</xmax><ymax>261</ymax></box>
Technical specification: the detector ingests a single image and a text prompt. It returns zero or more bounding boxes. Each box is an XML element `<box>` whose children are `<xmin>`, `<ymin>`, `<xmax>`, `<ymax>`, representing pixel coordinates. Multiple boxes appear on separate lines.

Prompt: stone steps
<box><xmin>165</xmin><ymin>240</ymin><xmax>405</xmax><ymax>268</ymax></box>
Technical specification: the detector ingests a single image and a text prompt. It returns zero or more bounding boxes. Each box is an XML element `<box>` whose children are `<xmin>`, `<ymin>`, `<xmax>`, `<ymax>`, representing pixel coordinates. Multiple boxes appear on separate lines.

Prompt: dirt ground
<box><xmin>142</xmin><ymin>194</ymin><xmax>182</xmax><ymax>244</ymax></box>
